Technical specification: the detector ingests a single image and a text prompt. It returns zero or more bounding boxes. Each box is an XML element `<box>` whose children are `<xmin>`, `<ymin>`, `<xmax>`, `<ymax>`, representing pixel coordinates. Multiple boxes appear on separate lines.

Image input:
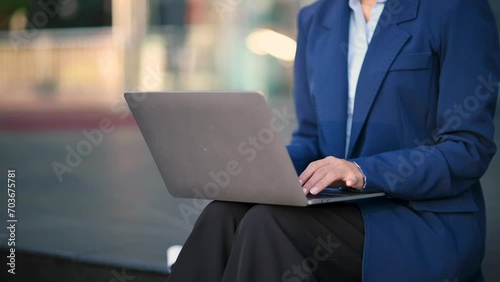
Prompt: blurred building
<box><xmin>0</xmin><ymin>0</ymin><xmax>318</xmax><ymax>108</ymax></box>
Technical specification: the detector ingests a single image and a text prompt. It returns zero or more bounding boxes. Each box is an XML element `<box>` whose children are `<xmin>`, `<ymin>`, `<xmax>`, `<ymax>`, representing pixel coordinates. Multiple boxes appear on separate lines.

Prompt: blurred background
<box><xmin>0</xmin><ymin>0</ymin><xmax>499</xmax><ymax>281</ymax></box>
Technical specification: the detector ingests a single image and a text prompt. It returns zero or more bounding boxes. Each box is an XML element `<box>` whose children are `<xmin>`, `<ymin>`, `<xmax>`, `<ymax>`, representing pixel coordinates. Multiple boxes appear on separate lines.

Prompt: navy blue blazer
<box><xmin>287</xmin><ymin>0</ymin><xmax>499</xmax><ymax>280</ymax></box>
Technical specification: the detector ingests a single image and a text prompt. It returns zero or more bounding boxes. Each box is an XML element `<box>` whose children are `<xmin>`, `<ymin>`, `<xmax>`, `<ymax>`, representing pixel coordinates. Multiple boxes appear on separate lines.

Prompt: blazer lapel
<box><xmin>313</xmin><ymin>0</ymin><xmax>350</xmax><ymax>159</ymax></box>
<box><xmin>347</xmin><ymin>0</ymin><xmax>420</xmax><ymax>157</ymax></box>
<box><xmin>347</xmin><ymin>0</ymin><xmax>420</xmax><ymax>158</ymax></box>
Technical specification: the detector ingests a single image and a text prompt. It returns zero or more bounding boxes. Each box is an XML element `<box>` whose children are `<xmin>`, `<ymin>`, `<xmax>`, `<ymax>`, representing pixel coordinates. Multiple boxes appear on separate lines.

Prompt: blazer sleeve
<box><xmin>287</xmin><ymin>8</ymin><xmax>322</xmax><ymax>174</ymax></box>
<box><xmin>351</xmin><ymin>0</ymin><xmax>500</xmax><ymax>200</ymax></box>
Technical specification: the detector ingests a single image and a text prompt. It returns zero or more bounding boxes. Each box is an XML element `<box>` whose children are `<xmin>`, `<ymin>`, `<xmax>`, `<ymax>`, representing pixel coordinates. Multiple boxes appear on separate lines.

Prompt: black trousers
<box><xmin>167</xmin><ymin>201</ymin><xmax>364</xmax><ymax>282</ymax></box>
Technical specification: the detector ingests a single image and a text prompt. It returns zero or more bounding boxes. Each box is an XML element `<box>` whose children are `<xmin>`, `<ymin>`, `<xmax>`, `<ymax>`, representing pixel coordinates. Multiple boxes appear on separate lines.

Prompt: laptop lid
<box><xmin>125</xmin><ymin>91</ymin><xmax>310</xmax><ymax>206</ymax></box>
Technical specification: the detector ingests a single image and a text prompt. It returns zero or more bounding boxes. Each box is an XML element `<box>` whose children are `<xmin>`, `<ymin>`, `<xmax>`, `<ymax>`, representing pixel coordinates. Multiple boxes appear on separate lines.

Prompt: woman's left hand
<box><xmin>299</xmin><ymin>156</ymin><xmax>364</xmax><ymax>195</ymax></box>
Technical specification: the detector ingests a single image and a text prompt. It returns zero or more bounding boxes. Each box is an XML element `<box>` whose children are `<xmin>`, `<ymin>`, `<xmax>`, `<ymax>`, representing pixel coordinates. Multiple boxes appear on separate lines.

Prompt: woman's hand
<box><xmin>299</xmin><ymin>156</ymin><xmax>364</xmax><ymax>195</ymax></box>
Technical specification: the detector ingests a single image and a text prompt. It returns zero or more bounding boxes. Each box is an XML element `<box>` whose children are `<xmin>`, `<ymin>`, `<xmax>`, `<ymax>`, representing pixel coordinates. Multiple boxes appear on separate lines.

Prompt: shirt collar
<box><xmin>349</xmin><ymin>0</ymin><xmax>387</xmax><ymax>10</ymax></box>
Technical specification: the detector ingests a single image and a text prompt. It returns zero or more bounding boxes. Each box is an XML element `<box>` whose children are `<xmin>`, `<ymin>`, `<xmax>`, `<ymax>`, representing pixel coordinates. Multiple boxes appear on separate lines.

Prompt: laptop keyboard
<box><xmin>306</xmin><ymin>189</ymin><xmax>352</xmax><ymax>199</ymax></box>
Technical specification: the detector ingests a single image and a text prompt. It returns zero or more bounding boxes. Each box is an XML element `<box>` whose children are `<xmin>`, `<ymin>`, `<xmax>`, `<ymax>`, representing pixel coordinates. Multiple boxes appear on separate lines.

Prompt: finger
<box><xmin>345</xmin><ymin>175</ymin><xmax>364</xmax><ymax>190</ymax></box>
<box><xmin>303</xmin><ymin>166</ymin><xmax>332</xmax><ymax>194</ymax></box>
<box><xmin>299</xmin><ymin>158</ymin><xmax>331</xmax><ymax>185</ymax></box>
<box><xmin>308</xmin><ymin>171</ymin><xmax>339</xmax><ymax>195</ymax></box>
<box><xmin>345</xmin><ymin>175</ymin><xmax>361</xmax><ymax>189</ymax></box>
<box><xmin>299</xmin><ymin>160</ymin><xmax>325</xmax><ymax>185</ymax></box>
<box><xmin>345</xmin><ymin>161</ymin><xmax>366</xmax><ymax>189</ymax></box>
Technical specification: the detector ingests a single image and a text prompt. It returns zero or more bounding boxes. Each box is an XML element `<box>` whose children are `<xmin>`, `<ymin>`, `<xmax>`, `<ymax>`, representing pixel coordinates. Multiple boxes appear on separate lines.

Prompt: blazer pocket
<box><xmin>389</xmin><ymin>52</ymin><xmax>432</xmax><ymax>71</ymax></box>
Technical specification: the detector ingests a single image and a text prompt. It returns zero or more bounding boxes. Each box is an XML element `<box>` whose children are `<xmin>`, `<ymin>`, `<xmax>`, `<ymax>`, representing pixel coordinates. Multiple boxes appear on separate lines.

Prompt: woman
<box><xmin>168</xmin><ymin>0</ymin><xmax>500</xmax><ymax>281</ymax></box>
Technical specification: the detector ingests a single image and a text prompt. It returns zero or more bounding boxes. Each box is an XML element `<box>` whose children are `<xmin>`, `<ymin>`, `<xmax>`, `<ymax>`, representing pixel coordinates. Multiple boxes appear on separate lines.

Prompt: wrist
<box><xmin>351</xmin><ymin>161</ymin><xmax>367</xmax><ymax>190</ymax></box>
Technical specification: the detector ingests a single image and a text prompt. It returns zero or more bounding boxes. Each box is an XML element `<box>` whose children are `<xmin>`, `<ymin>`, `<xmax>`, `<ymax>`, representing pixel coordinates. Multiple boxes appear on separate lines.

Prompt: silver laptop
<box><xmin>125</xmin><ymin>91</ymin><xmax>385</xmax><ymax>206</ymax></box>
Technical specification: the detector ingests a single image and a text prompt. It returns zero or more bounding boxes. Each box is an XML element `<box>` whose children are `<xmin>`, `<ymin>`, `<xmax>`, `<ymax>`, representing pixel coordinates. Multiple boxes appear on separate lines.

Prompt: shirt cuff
<box><xmin>351</xmin><ymin>161</ymin><xmax>367</xmax><ymax>190</ymax></box>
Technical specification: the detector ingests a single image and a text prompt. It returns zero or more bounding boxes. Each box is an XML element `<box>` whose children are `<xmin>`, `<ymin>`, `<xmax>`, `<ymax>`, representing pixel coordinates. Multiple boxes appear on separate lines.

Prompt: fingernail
<box><xmin>299</xmin><ymin>178</ymin><xmax>303</xmax><ymax>185</ymax></box>
<box><xmin>311</xmin><ymin>187</ymin><xmax>319</xmax><ymax>194</ymax></box>
<box><xmin>303</xmin><ymin>188</ymin><xmax>308</xmax><ymax>194</ymax></box>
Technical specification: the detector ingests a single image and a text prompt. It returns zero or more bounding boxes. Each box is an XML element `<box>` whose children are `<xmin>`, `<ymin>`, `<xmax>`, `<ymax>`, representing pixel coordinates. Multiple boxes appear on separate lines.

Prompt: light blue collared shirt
<box><xmin>346</xmin><ymin>0</ymin><xmax>386</xmax><ymax>155</ymax></box>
